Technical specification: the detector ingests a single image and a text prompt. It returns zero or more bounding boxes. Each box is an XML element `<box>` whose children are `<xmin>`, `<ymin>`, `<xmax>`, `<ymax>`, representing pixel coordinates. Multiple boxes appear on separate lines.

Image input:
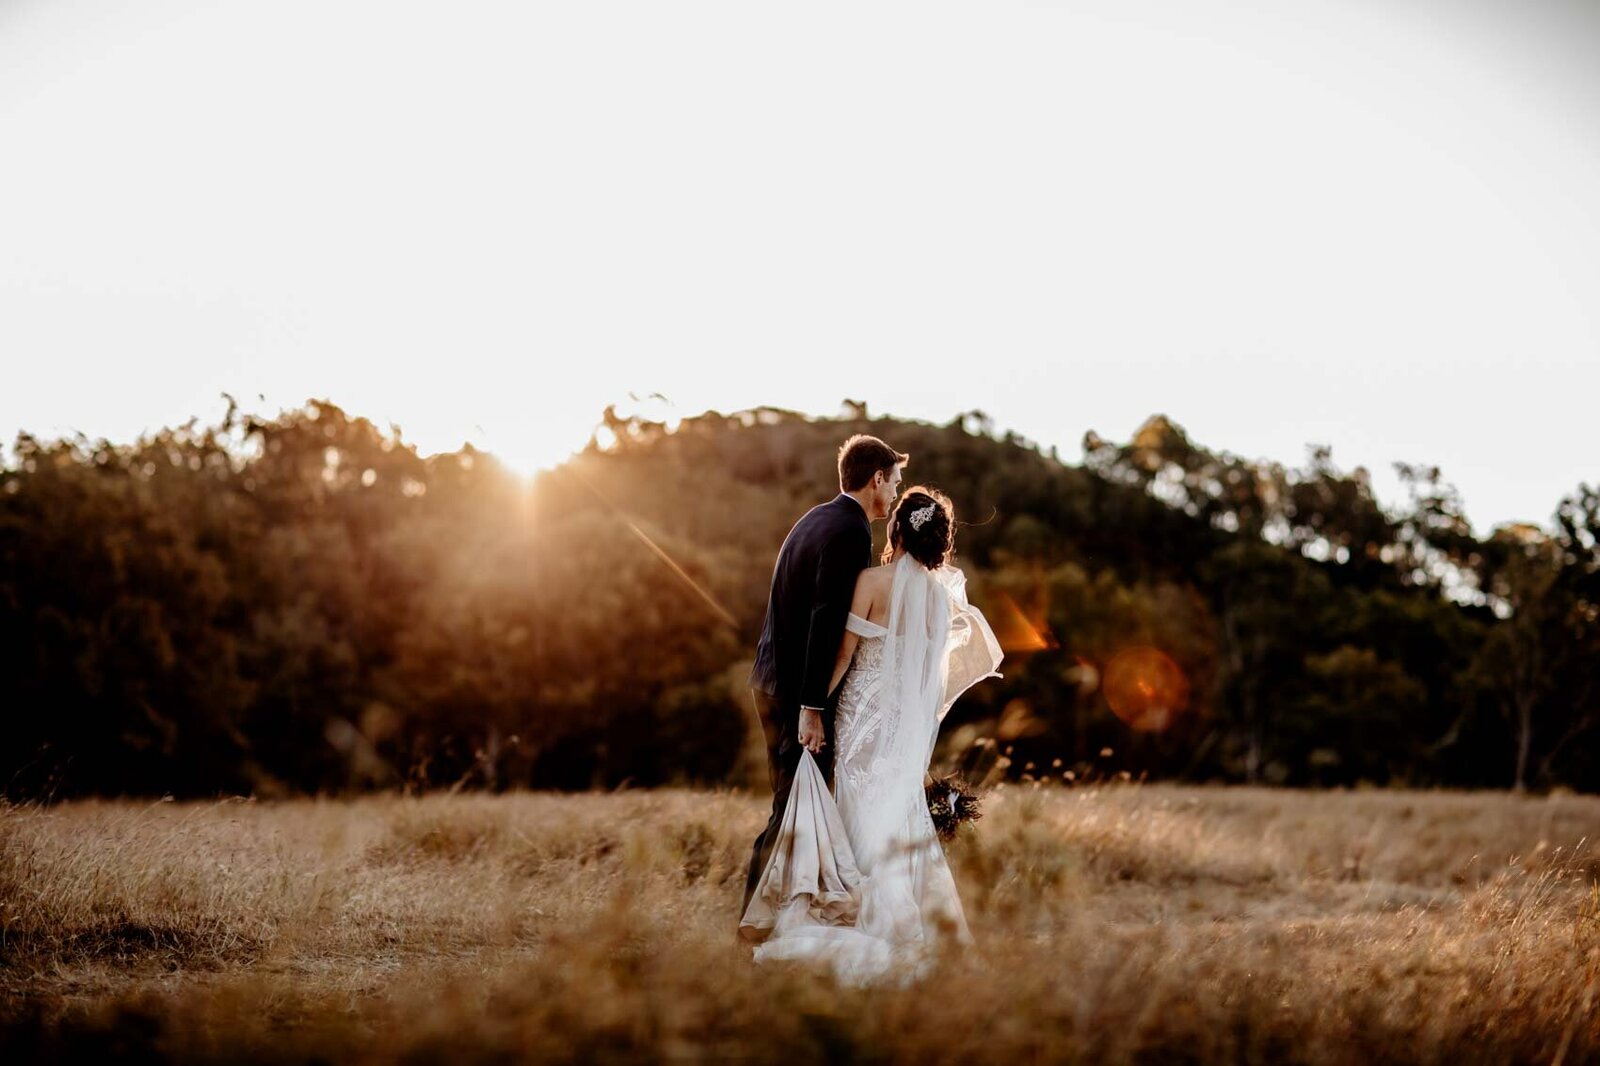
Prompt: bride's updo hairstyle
<box><xmin>885</xmin><ymin>486</ymin><xmax>955</xmax><ymax>569</ymax></box>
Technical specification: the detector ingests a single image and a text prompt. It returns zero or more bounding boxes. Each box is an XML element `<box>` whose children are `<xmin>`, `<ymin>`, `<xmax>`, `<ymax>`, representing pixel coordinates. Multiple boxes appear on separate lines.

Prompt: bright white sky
<box><xmin>2</xmin><ymin>0</ymin><xmax>1596</xmax><ymax>533</ymax></box>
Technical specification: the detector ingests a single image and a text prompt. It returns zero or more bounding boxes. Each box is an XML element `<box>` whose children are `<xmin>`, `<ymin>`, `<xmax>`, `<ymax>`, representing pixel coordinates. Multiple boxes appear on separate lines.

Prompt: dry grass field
<box><xmin>3</xmin><ymin>781</ymin><xmax>1599</xmax><ymax>1064</ymax></box>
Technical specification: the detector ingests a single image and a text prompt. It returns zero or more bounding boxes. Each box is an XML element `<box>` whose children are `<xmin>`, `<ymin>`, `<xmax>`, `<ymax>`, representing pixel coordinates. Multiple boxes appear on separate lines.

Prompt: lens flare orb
<box><xmin>1102</xmin><ymin>647</ymin><xmax>1189</xmax><ymax>732</ymax></box>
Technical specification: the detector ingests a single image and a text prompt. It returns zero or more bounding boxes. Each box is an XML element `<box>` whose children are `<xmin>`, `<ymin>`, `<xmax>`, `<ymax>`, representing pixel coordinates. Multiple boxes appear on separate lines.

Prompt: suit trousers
<box><xmin>740</xmin><ymin>687</ymin><xmax>834</xmax><ymax>925</ymax></box>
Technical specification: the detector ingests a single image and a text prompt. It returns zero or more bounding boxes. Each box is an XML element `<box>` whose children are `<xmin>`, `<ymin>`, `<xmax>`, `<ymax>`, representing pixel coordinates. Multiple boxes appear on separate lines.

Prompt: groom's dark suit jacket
<box><xmin>748</xmin><ymin>493</ymin><xmax>874</xmax><ymax>725</ymax></box>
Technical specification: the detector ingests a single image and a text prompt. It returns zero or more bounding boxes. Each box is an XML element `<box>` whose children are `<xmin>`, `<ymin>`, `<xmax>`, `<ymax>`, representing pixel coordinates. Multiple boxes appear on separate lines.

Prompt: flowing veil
<box><xmin>852</xmin><ymin>555</ymin><xmax>942</xmax><ymax>866</ymax></box>
<box><xmin>934</xmin><ymin>561</ymin><xmax>1005</xmax><ymax>720</ymax></box>
<box><xmin>852</xmin><ymin>555</ymin><xmax>1003</xmax><ymax>868</ymax></box>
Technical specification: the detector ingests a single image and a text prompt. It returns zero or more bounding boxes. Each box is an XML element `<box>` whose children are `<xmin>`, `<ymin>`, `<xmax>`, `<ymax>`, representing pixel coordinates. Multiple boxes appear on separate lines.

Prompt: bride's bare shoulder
<box><xmin>861</xmin><ymin>563</ymin><xmax>894</xmax><ymax>588</ymax></box>
<box><xmin>850</xmin><ymin>563</ymin><xmax>892</xmax><ymax>609</ymax></box>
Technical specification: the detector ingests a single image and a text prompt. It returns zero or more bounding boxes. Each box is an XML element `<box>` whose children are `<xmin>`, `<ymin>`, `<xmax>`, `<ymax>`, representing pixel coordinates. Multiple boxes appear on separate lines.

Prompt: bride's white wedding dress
<box><xmin>739</xmin><ymin>555</ymin><xmax>1003</xmax><ymax>986</ymax></box>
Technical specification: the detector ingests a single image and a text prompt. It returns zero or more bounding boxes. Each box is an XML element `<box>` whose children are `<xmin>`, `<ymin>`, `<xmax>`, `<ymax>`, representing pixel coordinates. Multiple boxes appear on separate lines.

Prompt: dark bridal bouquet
<box><xmin>924</xmin><ymin>772</ymin><xmax>983</xmax><ymax>842</ymax></box>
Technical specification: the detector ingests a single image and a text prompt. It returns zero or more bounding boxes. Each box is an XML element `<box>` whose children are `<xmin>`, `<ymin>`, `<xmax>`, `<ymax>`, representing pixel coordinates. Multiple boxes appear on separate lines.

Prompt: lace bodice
<box><xmin>836</xmin><ymin>612</ymin><xmax>887</xmax><ymax>781</ymax></box>
<box><xmin>838</xmin><ymin>610</ymin><xmax>885</xmax><ymax>691</ymax></box>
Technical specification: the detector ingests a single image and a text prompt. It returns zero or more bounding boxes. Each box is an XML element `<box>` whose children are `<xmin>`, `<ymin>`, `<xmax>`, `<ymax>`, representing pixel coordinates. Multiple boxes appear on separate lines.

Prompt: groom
<box><xmin>740</xmin><ymin>434</ymin><xmax>907</xmax><ymax>932</ymax></box>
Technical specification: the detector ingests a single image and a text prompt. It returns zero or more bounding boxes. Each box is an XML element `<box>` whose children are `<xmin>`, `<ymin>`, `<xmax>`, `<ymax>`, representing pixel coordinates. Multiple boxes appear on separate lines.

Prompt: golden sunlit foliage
<box><xmin>1</xmin><ymin>399</ymin><xmax>1597</xmax><ymax>797</ymax></box>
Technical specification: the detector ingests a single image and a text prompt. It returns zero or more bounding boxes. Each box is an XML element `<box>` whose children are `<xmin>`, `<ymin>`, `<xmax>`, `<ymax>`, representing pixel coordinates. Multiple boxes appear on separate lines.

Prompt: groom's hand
<box><xmin>797</xmin><ymin>706</ymin><xmax>826</xmax><ymax>754</ymax></box>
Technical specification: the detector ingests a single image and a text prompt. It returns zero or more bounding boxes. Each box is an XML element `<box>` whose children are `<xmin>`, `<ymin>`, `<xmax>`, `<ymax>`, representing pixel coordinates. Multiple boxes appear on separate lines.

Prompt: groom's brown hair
<box><xmin>837</xmin><ymin>435</ymin><xmax>908</xmax><ymax>493</ymax></box>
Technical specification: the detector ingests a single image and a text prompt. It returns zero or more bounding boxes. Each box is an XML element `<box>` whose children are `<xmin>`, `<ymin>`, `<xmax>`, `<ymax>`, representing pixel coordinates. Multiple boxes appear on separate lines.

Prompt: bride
<box><xmin>739</xmin><ymin>487</ymin><xmax>1003</xmax><ymax>986</ymax></box>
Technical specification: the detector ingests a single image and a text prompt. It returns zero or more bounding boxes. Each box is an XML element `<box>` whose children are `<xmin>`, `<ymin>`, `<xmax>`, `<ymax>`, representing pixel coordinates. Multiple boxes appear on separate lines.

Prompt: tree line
<box><xmin>2</xmin><ymin>398</ymin><xmax>1595</xmax><ymax>798</ymax></box>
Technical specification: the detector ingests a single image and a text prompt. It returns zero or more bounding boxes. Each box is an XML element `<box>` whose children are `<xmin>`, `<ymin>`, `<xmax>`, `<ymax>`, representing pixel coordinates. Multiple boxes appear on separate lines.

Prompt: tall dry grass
<box><xmin>3</xmin><ymin>783</ymin><xmax>1598</xmax><ymax>1063</ymax></box>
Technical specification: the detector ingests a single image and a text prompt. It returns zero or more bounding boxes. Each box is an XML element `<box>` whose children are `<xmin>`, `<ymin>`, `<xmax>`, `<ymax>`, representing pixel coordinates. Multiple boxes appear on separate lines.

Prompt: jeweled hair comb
<box><xmin>907</xmin><ymin>501</ymin><xmax>937</xmax><ymax>531</ymax></box>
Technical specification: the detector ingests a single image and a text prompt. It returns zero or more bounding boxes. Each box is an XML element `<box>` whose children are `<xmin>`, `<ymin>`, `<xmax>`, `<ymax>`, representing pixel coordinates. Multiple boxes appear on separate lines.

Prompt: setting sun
<box><xmin>481</xmin><ymin>427</ymin><xmax>589</xmax><ymax>479</ymax></box>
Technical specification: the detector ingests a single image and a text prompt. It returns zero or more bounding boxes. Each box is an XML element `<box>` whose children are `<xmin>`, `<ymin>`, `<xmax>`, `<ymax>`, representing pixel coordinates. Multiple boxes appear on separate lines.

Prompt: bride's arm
<box><xmin>826</xmin><ymin>633</ymin><xmax>858</xmax><ymax>701</ymax></box>
<box><xmin>826</xmin><ymin>573</ymin><xmax>877</xmax><ymax>697</ymax></box>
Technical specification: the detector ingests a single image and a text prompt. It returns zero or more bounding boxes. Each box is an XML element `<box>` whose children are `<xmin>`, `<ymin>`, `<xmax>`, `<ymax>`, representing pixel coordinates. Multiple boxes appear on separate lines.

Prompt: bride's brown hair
<box><xmin>884</xmin><ymin>487</ymin><xmax>955</xmax><ymax>569</ymax></box>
